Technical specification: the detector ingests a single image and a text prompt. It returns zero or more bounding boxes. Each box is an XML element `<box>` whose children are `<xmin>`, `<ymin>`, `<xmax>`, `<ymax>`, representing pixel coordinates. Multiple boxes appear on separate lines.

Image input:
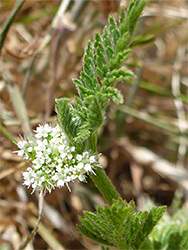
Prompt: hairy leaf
<box><xmin>77</xmin><ymin>199</ymin><xmax>166</xmax><ymax>249</ymax></box>
<box><xmin>56</xmin><ymin>0</ymin><xmax>148</xmax><ymax>143</ymax></box>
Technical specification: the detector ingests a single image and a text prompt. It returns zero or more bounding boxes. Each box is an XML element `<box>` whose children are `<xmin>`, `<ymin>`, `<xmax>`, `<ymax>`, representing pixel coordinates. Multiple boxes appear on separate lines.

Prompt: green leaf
<box><xmin>94</xmin><ymin>32</ymin><xmax>108</xmax><ymax>76</ymax></box>
<box><xmin>75</xmin><ymin>83</ymin><xmax>95</xmax><ymax>98</ymax></box>
<box><xmin>179</xmin><ymin>230</ymin><xmax>188</xmax><ymax>249</ymax></box>
<box><xmin>127</xmin><ymin>0</ymin><xmax>148</xmax><ymax>35</ymax></box>
<box><xmin>55</xmin><ymin>98</ymin><xmax>81</xmax><ymax>143</ymax></box>
<box><xmin>130</xmin><ymin>34</ymin><xmax>156</xmax><ymax>48</ymax></box>
<box><xmin>103</xmin><ymin>26</ymin><xmax>115</xmax><ymax>60</ymax></box>
<box><xmin>140</xmin><ymin>238</ymin><xmax>154</xmax><ymax>250</ymax></box>
<box><xmin>77</xmin><ymin>199</ymin><xmax>166</xmax><ymax>249</ymax></box>
<box><xmin>100</xmin><ymin>86</ymin><xmax>124</xmax><ymax>104</ymax></box>
<box><xmin>56</xmin><ymin>0</ymin><xmax>148</xmax><ymax>143</ymax></box>
<box><xmin>84</xmin><ymin>95</ymin><xmax>104</xmax><ymax>129</ymax></box>
<box><xmin>103</xmin><ymin>69</ymin><xmax>134</xmax><ymax>86</ymax></box>
<box><xmin>134</xmin><ymin>207</ymin><xmax>166</xmax><ymax>249</ymax></box>
<box><xmin>119</xmin><ymin>7</ymin><xmax>127</xmax><ymax>36</ymax></box>
<box><xmin>108</xmin><ymin>49</ymin><xmax>132</xmax><ymax>69</ymax></box>
<box><xmin>74</xmin><ymin>97</ymin><xmax>87</xmax><ymax>121</ymax></box>
<box><xmin>115</xmin><ymin>32</ymin><xmax>131</xmax><ymax>55</ymax></box>
<box><xmin>148</xmin><ymin>207</ymin><xmax>188</xmax><ymax>250</ymax></box>
<box><xmin>109</xmin><ymin>16</ymin><xmax>120</xmax><ymax>46</ymax></box>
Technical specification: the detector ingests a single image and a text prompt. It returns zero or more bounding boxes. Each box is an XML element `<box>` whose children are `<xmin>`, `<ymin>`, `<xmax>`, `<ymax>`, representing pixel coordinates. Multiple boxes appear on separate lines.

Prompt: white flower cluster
<box><xmin>15</xmin><ymin>124</ymin><xmax>100</xmax><ymax>193</ymax></box>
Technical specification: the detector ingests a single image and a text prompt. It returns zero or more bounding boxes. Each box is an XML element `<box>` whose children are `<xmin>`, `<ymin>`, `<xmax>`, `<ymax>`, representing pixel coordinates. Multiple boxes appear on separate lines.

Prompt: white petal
<box><xmin>77</xmin><ymin>163</ymin><xmax>84</xmax><ymax>169</ymax></box>
<box><xmin>57</xmin><ymin>180</ymin><xmax>65</xmax><ymax>187</ymax></box>
<box><xmin>78</xmin><ymin>174</ymin><xmax>85</xmax><ymax>182</ymax></box>
<box><xmin>85</xmin><ymin>164</ymin><xmax>92</xmax><ymax>171</ymax></box>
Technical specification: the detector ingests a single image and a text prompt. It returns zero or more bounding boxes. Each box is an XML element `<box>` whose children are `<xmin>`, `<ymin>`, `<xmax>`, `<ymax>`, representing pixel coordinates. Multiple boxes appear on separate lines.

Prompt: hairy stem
<box><xmin>88</xmin><ymin>133</ymin><xmax>121</xmax><ymax>205</ymax></box>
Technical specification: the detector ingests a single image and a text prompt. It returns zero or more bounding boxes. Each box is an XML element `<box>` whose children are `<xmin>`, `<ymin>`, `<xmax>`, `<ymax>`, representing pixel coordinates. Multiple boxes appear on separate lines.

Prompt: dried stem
<box><xmin>19</xmin><ymin>190</ymin><xmax>44</xmax><ymax>250</ymax></box>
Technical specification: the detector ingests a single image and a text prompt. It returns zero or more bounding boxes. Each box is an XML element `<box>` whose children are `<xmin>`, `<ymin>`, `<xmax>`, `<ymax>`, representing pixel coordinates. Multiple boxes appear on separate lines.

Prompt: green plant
<box><xmin>140</xmin><ymin>199</ymin><xmax>188</xmax><ymax>250</ymax></box>
<box><xmin>77</xmin><ymin>199</ymin><xmax>165</xmax><ymax>249</ymax></box>
<box><xmin>55</xmin><ymin>0</ymin><xmax>150</xmax><ymax>206</ymax></box>
<box><xmin>146</xmin><ymin>208</ymin><xmax>188</xmax><ymax>250</ymax></box>
<box><xmin>15</xmin><ymin>0</ymin><xmax>166</xmax><ymax>249</ymax></box>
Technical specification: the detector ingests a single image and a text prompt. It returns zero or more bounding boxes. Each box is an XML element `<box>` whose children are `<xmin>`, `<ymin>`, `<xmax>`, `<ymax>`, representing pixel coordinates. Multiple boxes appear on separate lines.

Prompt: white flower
<box><xmin>83</xmin><ymin>152</ymin><xmax>89</xmax><ymax>158</ymax></box>
<box><xmin>22</xmin><ymin>171</ymin><xmax>30</xmax><ymax>181</ymax></box>
<box><xmin>35</xmin><ymin>124</ymin><xmax>52</xmax><ymax>138</ymax></box>
<box><xmin>39</xmin><ymin>158</ymin><xmax>45</xmax><ymax>165</ymax></box>
<box><xmin>58</xmin><ymin>145</ymin><xmax>65</xmax><ymax>153</ymax></box>
<box><xmin>17</xmin><ymin>140</ymin><xmax>28</xmax><ymax>149</ymax></box>
<box><xmin>24</xmin><ymin>153</ymin><xmax>29</xmax><ymax>160</ymax></box>
<box><xmin>63</xmin><ymin>167</ymin><xmax>69</xmax><ymax>174</ymax></box>
<box><xmin>52</xmin><ymin>174</ymin><xmax>59</xmax><ymax>181</ymax></box>
<box><xmin>56</xmin><ymin>165</ymin><xmax>62</xmax><ymax>172</ymax></box>
<box><xmin>78</xmin><ymin>174</ymin><xmax>85</xmax><ymax>182</ymax></box>
<box><xmin>35</xmin><ymin>140</ymin><xmax>46</xmax><ymax>151</ymax></box>
<box><xmin>60</xmin><ymin>152</ymin><xmax>67</xmax><ymax>159</ymax></box>
<box><xmin>56</xmin><ymin>158</ymin><xmax>62</xmax><ymax>164</ymax></box>
<box><xmin>65</xmin><ymin>176</ymin><xmax>71</xmax><ymax>182</ymax></box>
<box><xmin>89</xmin><ymin>156</ymin><xmax>96</xmax><ymax>163</ymax></box>
<box><xmin>46</xmin><ymin>148</ymin><xmax>52</xmax><ymax>154</ymax></box>
<box><xmin>67</xmin><ymin>154</ymin><xmax>73</xmax><ymax>160</ymax></box>
<box><xmin>43</xmin><ymin>139</ymin><xmax>48</xmax><ymax>145</ymax></box>
<box><xmin>28</xmin><ymin>147</ymin><xmax>33</xmax><ymax>152</ymax></box>
<box><xmin>84</xmin><ymin>164</ymin><xmax>92</xmax><ymax>171</ymax></box>
<box><xmin>76</xmin><ymin>154</ymin><xmax>82</xmax><ymax>161</ymax></box>
<box><xmin>36</xmin><ymin>151</ymin><xmax>43</xmax><ymax>158</ymax></box>
<box><xmin>77</xmin><ymin>162</ymin><xmax>84</xmax><ymax>169</ymax></box>
<box><xmin>15</xmin><ymin>124</ymin><xmax>101</xmax><ymax>193</ymax></box>
<box><xmin>57</xmin><ymin>180</ymin><xmax>65</xmax><ymax>187</ymax></box>
<box><xmin>17</xmin><ymin>150</ymin><xmax>25</xmax><ymax>157</ymax></box>
<box><xmin>45</xmin><ymin>157</ymin><xmax>51</xmax><ymax>163</ymax></box>
<box><xmin>33</xmin><ymin>164</ymin><xmax>41</xmax><ymax>170</ymax></box>
<box><xmin>71</xmin><ymin>146</ymin><xmax>75</xmax><ymax>152</ymax></box>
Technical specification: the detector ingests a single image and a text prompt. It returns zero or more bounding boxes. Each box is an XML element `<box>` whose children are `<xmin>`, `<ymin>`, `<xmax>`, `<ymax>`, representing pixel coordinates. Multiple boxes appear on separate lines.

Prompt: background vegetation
<box><xmin>0</xmin><ymin>0</ymin><xmax>187</xmax><ymax>249</ymax></box>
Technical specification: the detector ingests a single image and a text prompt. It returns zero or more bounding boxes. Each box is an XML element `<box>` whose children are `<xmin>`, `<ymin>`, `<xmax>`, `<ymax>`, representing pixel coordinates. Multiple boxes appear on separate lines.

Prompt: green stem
<box><xmin>0</xmin><ymin>0</ymin><xmax>26</xmax><ymax>54</ymax></box>
<box><xmin>88</xmin><ymin>132</ymin><xmax>121</xmax><ymax>205</ymax></box>
<box><xmin>0</xmin><ymin>123</ymin><xmax>17</xmax><ymax>144</ymax></box>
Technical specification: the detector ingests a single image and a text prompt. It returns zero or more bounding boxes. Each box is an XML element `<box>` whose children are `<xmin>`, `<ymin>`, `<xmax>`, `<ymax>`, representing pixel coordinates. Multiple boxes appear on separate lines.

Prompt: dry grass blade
<box><xmin>171</xmin><ymin>45</ymin><xmax>187</xmax><ymax>167</ymax></box>
<box><xmin>7</xmin><ymin>85</ymin><xmax>32</xmax><ymax>137</ymax></box>
<box><xmin>45</xmin><ymin>15</ymin><xmax>75</xmax><ymax>118</ymax></box>
<box><xmin>0</xmin><ymin>61</ymin><xmax>32</xmax><ymax>137</ymax></box>
<box><xmin>27</xmin><ymin>217</ymin><xmax>66</xmax><ymax>250</ymax></box>
<box><xmin>36</xmin><ymin>0</ymin><xmax>72</xmax><ymax>54</ymax></box>
<box><xmin>0</xmin><ymin>162</ymin><xmax>27</xmax><ymax>180</ymax></box>
<box><xmin>119</xmin><ymin>137</ymin><xmax>188</xmax><ymax>193</ymax></box>
<box><xmin>0</xmin><ymin>0</ymin><xmax>26</xmax><ymax>54</ymax></box>
<box><xmin>145</xmin><ymin>5</ymin><xmax>188</xmax><ymax>19</ymax></box>
<box><xmin>19</xmin><ymin>192</ymin><xmax>44</xmax><ymax>250</ymax></box>
<box><xmin>43</xmin><ymin>201</ymin><xmax>72</xmax><ymax>235</ymax></box>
